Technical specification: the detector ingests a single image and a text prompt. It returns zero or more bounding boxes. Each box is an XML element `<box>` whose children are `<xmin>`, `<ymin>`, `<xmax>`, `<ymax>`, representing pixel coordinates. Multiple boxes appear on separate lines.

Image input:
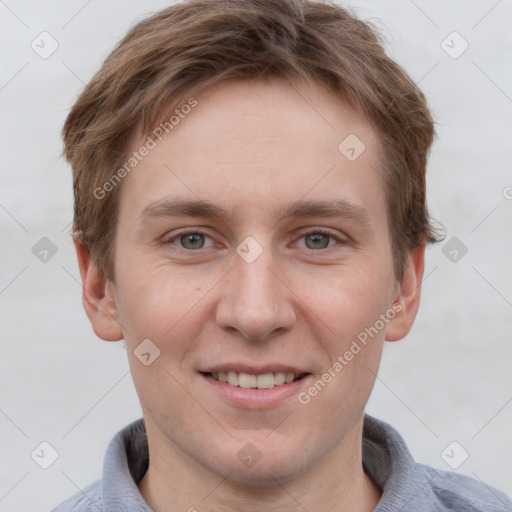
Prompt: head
<box><xmin>64</xmin><ymin>0</ymin><xmax>440</xmax><ymax>492</ymax></box>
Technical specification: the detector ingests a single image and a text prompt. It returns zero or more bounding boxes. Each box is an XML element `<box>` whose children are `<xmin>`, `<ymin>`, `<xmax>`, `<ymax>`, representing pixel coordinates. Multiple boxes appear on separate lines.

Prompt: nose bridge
<box><xmin>216</xmin><ymin>245</ymin><xmax>295</xmax><ymax>340</ymax></box>
<box><xmin>237</xmin><ymin>253</ymin><xmax>276</xmax><ymax>306</ymax></box>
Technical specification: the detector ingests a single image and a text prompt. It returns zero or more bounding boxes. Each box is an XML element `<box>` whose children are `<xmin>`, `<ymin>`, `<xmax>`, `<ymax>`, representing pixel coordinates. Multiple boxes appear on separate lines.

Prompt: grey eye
<box><xmin>180</xmin><ymin>233</ymin><xmax>205</xmax><ymax>249</ymax></box>
<box><xmin>304</xmin><ymin>233</ymin><xmax>330</xmax><ymax>249</ymax></box>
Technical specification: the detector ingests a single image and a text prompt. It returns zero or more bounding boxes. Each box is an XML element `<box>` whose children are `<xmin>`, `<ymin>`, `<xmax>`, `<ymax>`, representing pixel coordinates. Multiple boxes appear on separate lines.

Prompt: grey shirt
<box><xmin>52</xmin><ymin>415</ymin><xmax>512</xmax><ymax>511</ymax></box>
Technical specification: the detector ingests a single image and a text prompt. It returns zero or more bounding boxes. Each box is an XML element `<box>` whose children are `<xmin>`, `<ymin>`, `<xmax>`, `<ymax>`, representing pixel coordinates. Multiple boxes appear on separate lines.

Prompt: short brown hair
<box><xmin>63</xmin><ymin>0</ymin><xmax>440</xmax><ymax>279</ymax></box>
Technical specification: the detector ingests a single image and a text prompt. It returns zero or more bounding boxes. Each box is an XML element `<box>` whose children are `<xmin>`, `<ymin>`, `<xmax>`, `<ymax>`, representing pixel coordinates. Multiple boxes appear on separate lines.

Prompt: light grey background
<box><xmin>1</xmin><ymin>1</ymin><xmax>511</xmax><ymax>510</ymax></box>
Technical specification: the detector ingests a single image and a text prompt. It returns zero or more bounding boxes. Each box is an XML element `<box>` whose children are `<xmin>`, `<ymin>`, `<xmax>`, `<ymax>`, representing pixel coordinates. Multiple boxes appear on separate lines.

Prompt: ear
<box><xmin>74</xmin><ymin>240</ymin><xmax>123</xmax><ymax>341</ymax></box>
<box><xmin>385</xmin><ymin>246</ymin><xmax>425</xmax><ymax>341</ymax></box>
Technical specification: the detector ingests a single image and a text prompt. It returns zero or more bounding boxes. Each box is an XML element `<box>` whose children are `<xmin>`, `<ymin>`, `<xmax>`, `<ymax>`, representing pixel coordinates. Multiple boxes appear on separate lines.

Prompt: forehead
<box><xmin>118</xmin><ymin>78</ymin><xmax>385</xmax><ymax>225</ymax></box>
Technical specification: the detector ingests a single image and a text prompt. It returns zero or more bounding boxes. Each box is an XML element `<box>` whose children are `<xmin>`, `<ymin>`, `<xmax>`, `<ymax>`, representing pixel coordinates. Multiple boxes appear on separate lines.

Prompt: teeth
<box><xmin>227</xmin><ymin>371</ymin><xmax>238</xmax><ymax>387</ymax></box>
<box><xmin>256</xmin><ymin>373</ymin><xmax>274</xmax><ymax>389</ymax></box>
<box><xmin>238</xmin><ymin>373</ymin><xmax>257</xmax><ymax>388</ymax></box>
<box><xmin>274</xmin><ymin>372</ymin><xmax>286</xmax><ymax>386</ymax></box>
<box><xmin>208</xmin><ymin>371</ymin><xmax>305</xmax><ymax>389</ymax></box>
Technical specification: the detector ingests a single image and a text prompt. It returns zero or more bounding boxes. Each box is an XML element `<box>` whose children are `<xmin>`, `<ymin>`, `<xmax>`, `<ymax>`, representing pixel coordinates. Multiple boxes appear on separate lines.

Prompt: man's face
<box><xmin>99</xmin><ymin>79</ymin><xmax>414</xmax><ymax>484</ymax></box>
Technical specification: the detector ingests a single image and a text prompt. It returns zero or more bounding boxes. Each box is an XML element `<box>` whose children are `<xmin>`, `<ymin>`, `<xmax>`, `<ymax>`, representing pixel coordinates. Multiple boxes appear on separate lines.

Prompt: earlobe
<box><xmin>385</xmin><ymin>246</ymin><xmax>425</xmax><ymax>342</ymax></box>
<box><xmin>74</xmin><ymin>240</ymin><xmax>124</xmax><ymax>342</ymax></box>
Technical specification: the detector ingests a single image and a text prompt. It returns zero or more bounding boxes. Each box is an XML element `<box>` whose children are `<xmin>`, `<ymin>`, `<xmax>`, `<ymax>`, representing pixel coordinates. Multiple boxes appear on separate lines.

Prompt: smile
<box><xmin>203</xmin><ymin>371</ymin><xmax>308</xmax><ymax>389</ymax></box>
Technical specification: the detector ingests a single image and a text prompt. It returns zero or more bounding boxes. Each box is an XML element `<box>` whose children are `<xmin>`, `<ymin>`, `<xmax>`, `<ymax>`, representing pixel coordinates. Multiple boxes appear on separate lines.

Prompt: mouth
<box><xmin>201</xmin><ymin>371</ymin><xmax>309</xmax><ymax>389</ymax></box>
<box><xmin>199</xmin><ymin>364</ymin><xmax>313</xmax><ymax>408</ymax></box>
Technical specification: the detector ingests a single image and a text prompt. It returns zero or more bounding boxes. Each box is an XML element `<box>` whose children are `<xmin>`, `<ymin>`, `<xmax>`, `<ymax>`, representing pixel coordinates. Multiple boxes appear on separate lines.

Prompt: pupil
<box><xmin>305</xmin><ymin>233</ymin><xmax>329</xmax><ymax>249</ymax></box>
<box><xmin>181</xmin><ymin>233</ymin><xmax>205</xmax><ymax>249</ymax></box>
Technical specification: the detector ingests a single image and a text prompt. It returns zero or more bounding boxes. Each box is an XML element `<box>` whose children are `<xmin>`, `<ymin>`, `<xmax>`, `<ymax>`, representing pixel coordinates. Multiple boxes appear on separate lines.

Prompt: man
<box><xmin>53</xmin><ymin>0</ymin><xmax>511</xmax><ymax>510</ymax></box>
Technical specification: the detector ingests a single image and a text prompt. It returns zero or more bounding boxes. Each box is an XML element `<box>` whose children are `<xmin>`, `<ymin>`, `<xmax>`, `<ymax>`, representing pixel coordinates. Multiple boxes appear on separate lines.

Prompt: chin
<box><xmin>223</xmin><ymin>459</ymin><xmax>304</xmax><ymax>487</ymax></box>
<box><xmin>207</xmin><ymin>437</ymin><xmax>315</xmax><ymax>487</ymax></box>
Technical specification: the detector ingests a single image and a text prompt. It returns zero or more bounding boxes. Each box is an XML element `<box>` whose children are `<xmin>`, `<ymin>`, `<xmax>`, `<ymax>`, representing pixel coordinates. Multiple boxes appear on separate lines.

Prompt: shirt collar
<box><xmin>363</xmin><ymin>414</ymin><xmax>442</xmax><ymax>511</ymax></box>
<box><xmin>101</xmin><ymin>418</ymin><xmax>152</xmax><ymax>511</ymax></box>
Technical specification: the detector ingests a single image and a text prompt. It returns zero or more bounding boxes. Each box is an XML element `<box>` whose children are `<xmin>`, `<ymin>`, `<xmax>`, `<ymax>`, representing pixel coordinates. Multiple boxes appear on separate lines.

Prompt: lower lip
<box><xmin>201</xmin><ymin>374</ymin><xmax>312</xmax><ymax>409</ymax></box>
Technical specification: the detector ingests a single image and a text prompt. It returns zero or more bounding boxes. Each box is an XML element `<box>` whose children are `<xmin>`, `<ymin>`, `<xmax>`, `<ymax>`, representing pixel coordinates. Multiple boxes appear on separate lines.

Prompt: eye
<box><xmin>165</xmin><ymin>231</ymin><xmax>216</xmax><ymax>250</ymax></box>
<box><xmin>179</xmin><ymin>233</ymin><xmax>209</xmax><ymax>250</ymax></box>
<box><xmin>304</xmin><ymin>233</ymin><xmax>331</xmax><ymax>249</ymax></box>
<box><xmin>295</xmin><ymin>230</ymin><xmax>341</xmax><ymax>250</ymax></box>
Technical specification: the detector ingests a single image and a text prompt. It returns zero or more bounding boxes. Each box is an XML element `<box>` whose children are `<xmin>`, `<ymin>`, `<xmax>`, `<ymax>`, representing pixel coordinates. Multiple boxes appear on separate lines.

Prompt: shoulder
<box><xmin>50</xmin><ymin>480</ymin><xmax>103</xmax><ymax>512</ymax></box>
<box><xmin>50</xmin><ymin>419</ymin><xmax>149</xmax><ymax>511</ymax></box>
<box><xmin>363</xmin><ymin>415</ymin><xmax>512</xmax><ymax>512</ymax></box>
<box><xmin>419</xmin><ymin>464</ymin><xmax>512</xmax><ymax>512</ymax></box>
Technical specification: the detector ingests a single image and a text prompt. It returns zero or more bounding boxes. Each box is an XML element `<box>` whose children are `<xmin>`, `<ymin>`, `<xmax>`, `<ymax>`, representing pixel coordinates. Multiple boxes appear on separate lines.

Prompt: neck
<box><xmin>138</xmin><ymin>418</ymin><xmax>381</xmax><ymax>512</ymax></box>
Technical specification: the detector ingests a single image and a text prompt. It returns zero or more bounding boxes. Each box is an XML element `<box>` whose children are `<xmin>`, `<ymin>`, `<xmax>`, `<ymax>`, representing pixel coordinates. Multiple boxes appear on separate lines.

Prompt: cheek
<box><xmin>291</xmin><ymin>263</ymin><xmax>394</xmax><ymax>397</ymax></box>
<box><xmin>114</xmin><ymin>257</ymin><xmax>216</xmax><ymax>341</ymax></box>
<box><xmin>292</xmin><ymin>264</ymin><xmax>395</xmax><ymax>342</ymax></box>
<box><xmin>115</xmin><ymin>265</ymin><xmax>214</xmax><ymax>419</ymax></box>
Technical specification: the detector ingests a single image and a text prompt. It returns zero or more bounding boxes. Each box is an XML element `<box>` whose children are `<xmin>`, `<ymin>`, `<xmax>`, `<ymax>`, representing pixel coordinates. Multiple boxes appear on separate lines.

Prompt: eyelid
<box><xmin>298</xmin><ymin>226</ymin><xmax>341</xmax><ymax>236</ymax></box>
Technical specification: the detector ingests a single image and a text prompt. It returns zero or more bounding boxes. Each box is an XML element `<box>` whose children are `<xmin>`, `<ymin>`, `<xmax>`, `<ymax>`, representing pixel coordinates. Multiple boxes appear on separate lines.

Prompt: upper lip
<box><xmin>199</xmin><ymin>363</ymin><xmax>310</xmax><ymax>374</ymax></box>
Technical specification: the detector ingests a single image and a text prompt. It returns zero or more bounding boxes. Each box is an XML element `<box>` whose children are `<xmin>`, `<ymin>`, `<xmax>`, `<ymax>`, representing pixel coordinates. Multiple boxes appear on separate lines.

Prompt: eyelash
<box><xmin>164</xmin><ymin>228</ymin><xmax>345</xmax><ymax>252</ymax></box>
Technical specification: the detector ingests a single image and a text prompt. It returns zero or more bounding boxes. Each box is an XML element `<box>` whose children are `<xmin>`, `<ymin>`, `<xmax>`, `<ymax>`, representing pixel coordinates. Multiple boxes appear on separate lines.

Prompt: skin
<box><xmin>76</xmin><ymin>78</ymin><xmax>424</xmax><ymax>512</ymax></box>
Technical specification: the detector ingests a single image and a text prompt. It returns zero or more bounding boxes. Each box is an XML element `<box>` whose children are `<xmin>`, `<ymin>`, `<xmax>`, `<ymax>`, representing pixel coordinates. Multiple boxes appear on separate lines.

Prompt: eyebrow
<box><xmin>139</xmin><ymin>197</ymin><xmax>371</xmax><ymax>227</ymax></box>
<box><xmin>276</xmin><ymin>199</ymin><xmax>371</xmax><ymax>226</ymax></box>
<box><xmin>140</xmin><ymin>198</ymin><xmax>234</xmax><ymax>224</ymax></box>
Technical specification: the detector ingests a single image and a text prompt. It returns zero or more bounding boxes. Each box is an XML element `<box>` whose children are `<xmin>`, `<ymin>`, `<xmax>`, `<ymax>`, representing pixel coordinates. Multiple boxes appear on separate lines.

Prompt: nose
<box><xmin>215</xmin><ymin>248</ymin><xmax>296</xmax><ymax>341</ymax></box>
